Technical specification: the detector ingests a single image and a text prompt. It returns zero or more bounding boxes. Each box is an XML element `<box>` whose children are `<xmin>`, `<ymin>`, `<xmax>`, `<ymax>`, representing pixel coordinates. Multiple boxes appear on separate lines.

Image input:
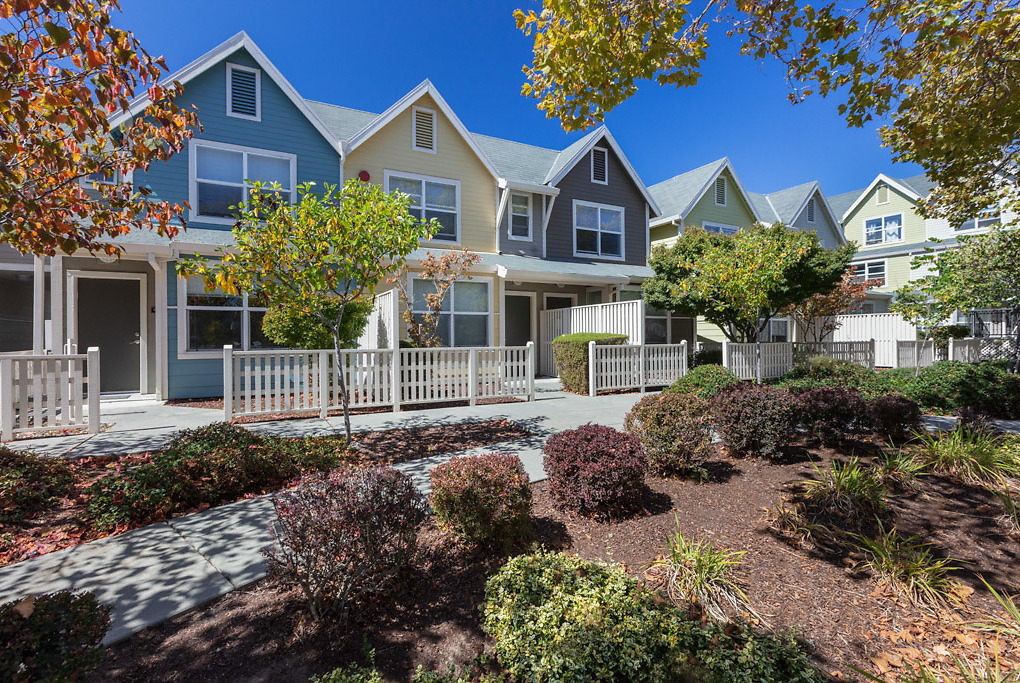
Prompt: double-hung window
<box><xmin>190</xmin><ymin>140</ymin><xmax>295</xmax><ymax>223</ymax></box>
<box><xmin>178</xmin><ymin>276</ymin><xmax>277</xmax><ymax>355</ymax></box>
<box><xmin>702</xmin><ymin>222</ymin><xmax>740</xmax><ymax>235</ymax></box>
<box><xmin>411</xmin><ymin>279</ymin><xmax>490</xmax><ymax>346</ymax></box>
<box><xmin>957</xmin><ymin>207</ymin><xmax>1001</xmax><ymax>232</ymax></box>
<box><xmin>850</xmin><ymin>260</ymin><xmax>886</xmax><ymax>285</ymax></box>
<box><xmin>574</xmin><ymin>200</ymin><xmax>624</xmax><ymax>259</ymax></box>
<box><xmin>509</xmin><ymin>193</ymin><xmax>531</xmax><ymax>240</ymax></box>
<box><xmin>864</xmin><ymin>214</ymin><xmax>902</xmax><ymax>245</ymax></box>
<box><xmin>386</xmin><ymin>171</ymin><xmax>459</xmax><ymax>242</ymax></box>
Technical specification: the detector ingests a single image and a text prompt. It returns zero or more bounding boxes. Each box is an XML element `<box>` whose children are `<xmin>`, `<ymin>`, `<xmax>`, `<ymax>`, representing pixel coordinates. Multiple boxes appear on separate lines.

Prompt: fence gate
<box><xmin>587</xmin><ymin>341</ymin><xmax>688</xmax><ymax>396</ymax></box>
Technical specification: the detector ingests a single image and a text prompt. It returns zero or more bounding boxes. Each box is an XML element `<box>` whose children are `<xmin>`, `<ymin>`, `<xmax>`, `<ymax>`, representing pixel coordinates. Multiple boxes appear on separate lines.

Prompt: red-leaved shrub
<box><xmin>869</xmin><ymin>393</ymin><xmax>922</xmax><ymax>443</ymax></box>
<box><xmin>542</xmin><ymin>424</ymin><xmax>647</xmax><ymax>518</ymax></box>
<box><xmin>430</xmin><ymin>453</ymin><xmax>532</xmax><ymax>549</ymax></box>
<box><xmin>264</xmin><ymin>466</ymin><xmax>428</xmax><ymax>621</ymax></box>
<box><xmin>797</xmin><ymin>387</ymin><xmax>870</xmax><ymax>446</ymax></box>
<box><xmin>624</xmin><ymin>393</ymin><xmax>713</xmax><ymax>477</ymax></box>
<box><xmin>712</xmin><ymin>384</ymin><xmax>797</xmax><ymax>458</ymax></box>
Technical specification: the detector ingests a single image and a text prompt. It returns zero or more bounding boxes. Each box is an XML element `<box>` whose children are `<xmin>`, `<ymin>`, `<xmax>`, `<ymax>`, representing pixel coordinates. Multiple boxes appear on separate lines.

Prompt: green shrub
<box><xmin>623</xmin><ymin>392</ymin><xmax>713</xmax><ymax>477</ymax></box>
<box><xmin>312</xmin><ymin>664</ymin><xmax>384</xmax><ymax>683</ymax></box>
<box><xmin>869</xmin><ymin>393</ymin><xmax>922</xmax><ymax>443</ymax></box>
<box><xmin>882</xmin><ymin>361</ymin><xmax>1020</xmax><ymax>418</ymax></box>
<box><xmin>797</xmin><ymin>386</ymin><xmax>870</xmax><ymax>446</ymax></box>
<box><xmin>86</xmin><ymin>423</ymin><xmax>356</xmax><ymax>530</ymax></box>
<box><xmin>927</xmin><ymin>324</ymin><xmax>970</xmax><ymax>351</ymax></box>
<box><xmin>551</xmin><ymin>333</ymin><xmax>628</xmax><ymax>394</ymax></box>
<box><xmin>482</xmin><ymin>551</ymin><xmax>822</xmax><ymax>683</ymax></box>
<box><xmin>778</xmin><ymin>356</ymin><xmax>883</xmax><ymax>396</ymax></box>
<box><xmin>430</xmin><ymin>453</ymin><xmax>532</xmax><ymax>549</ymax></box>
<box><xmin>261</xmin><ymin>296</ymin><xmax>372</xmax><ymax>350</ymax></box>
<box><xmin>664</xmin><ymin>364</ymin><xmax>740</xmax><ymax>400</ymax></box>
<box><xmin>0</xmin><ymin>446</ymin><xmax>74</xmax><ymax>520</ymax></box>
<box><xmin>0</xmin><ymin>590</ymin><xmax>111</xmax><ymax>682</ymax></box>
<box><xmin>712</xmin><ymin>383</ymin><xmax>798</xmax><ymax>458</ymax></box>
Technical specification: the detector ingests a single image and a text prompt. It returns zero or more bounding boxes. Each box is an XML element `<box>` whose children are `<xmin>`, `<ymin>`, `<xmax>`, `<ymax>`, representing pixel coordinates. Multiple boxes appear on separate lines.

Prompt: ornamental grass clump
<box><xmin>542</xmin><ymin>424</ymin><xmax>647</xmax><ymax>518</ymax></box>
<box><xmin>711</xmin><ymin>383</ymin><xmax>797</xmax><ymax>458</ymax></box>
<box><xmin>801</xmin><ymin>457</ymin><xmax>886</xmax><ymax>525</ymax></box>
<box><xmin>849</xmin><ymin>522</ymin><xmax>960</xmax><ymax>607</ymax></box>
<box><xmin>915</xmin><ymin>427</ymin><xmax>1020</xmax><ymax>484</ymax></box>
<box><xmin>430</xmin><ymin>453</ymin><xmax>532</xmax><ymax>550</ymax></box>
<box><xmin>624</xmin><ymin>392</ymin><xmax>713</xmax><ymax>478</ymax></box>
<box><xmin>264</xmin><ymin>466</ymin><xmax>427</xmax><ymax>621</ymax></box>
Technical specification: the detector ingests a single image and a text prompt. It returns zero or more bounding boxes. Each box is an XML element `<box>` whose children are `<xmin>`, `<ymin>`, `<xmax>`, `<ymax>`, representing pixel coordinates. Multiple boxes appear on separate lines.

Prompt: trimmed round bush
<box><xmin>542</xmin><ymin>424</ymin><xmax>646</xmax><ymax>518</ymax></box>
<box><xmin>869</xmin><ymin>393</ymin><xmax>922</xmax><ymax>442</ymax></box>
<box><xmin>624</xmin><ymin>393</ymin><xmax>713</xmax><ymax>476</ymax></box>
<box><xmin>0</xmin><ymin>446</ymin><xmax>73</xmax><ymax>520</ymax></box>
<box><xmin>797</xmin><ymin>386</ymin><xmax>870</xmax><ymax>446</ymax></box>
<box><xmin>265</xmin><ymin>466</ymin><xmax>428</xmax><ymax>621</ymax></box>
<box><xmin>882</xmin><ymin>361</ymin><xmax>1020</xmax><ymax>418</ymax></box>
<box><xmin>778</xmin><ymin>356</ymin><xmax>881</xmax><ymax>396</ymax></box>
<box><xmin>712</xmin><ymin>383</ymin><xmax>797</xmax><ymax>458</ymax></box>
<box><xmin>664</xmin><ymin>364</ymin><xmax>740</xmax><ymax>400</ymax></box>
<box><xmin>551</xmin><ymin>333</ymin><xmax>628</xmax><ymax>394</ymax></box>
<box><xmin>0</xmin><ymin>590</ymin><xmax>111</xmax><ymax>681</ymax></box>
<box><xmin>430</xmin><ymin>453</ymin><xmax>532</xmax><ymax>549</ymax></box>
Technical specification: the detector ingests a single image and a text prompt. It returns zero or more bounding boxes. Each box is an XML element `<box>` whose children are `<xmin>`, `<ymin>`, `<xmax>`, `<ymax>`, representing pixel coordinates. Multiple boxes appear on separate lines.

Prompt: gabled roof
<box><xmin>469</xmin><ymin>134</ymin><xmax>560</xmax><ymax>187</ymax></box>
<box><xmin>739</xmin><ymin>181</ymin><xmax>848</xmax><ymax>244</ymax></box>
<box><xmin>827</xmin><ymin>189</ymin><xmax>862</xmax><ymax>220</ymax></box>
<box><xmin>341</xmin><ymin>80</ymin><xmax>500</xmax><ymax>179</ymax></box>
<box><xmin>648</xmin><ymin>158</ymin><xmax>761</xmax><ymax>226</ymax></box>
<box><xmin>833</xmin><ymin>172</ymin><xmax>934</xmax><ymax>221</ymax></box>
<box><xmin>109</xmin><ymin>31</ymin><xmax>341</xmax><ymax>153</ymax></box>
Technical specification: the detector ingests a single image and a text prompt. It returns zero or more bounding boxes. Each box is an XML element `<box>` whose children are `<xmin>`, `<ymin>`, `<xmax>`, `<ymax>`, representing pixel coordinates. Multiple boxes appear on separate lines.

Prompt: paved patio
<box><xmin>0</xmin><ymin>379</ymin><xmax>651</xmax><ymax>643</ymax></box>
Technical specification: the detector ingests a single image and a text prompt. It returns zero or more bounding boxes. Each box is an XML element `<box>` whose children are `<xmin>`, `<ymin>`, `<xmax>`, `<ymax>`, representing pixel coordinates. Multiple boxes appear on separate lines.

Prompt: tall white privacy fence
<box><xmin>826</xmin><ymin>313</ymin><xmax>916</xmax><ymax>367</ymax></box>
<box><xmin>223</xmin><ymin>343</ymin><xmax>535</xmax><ymax>421</ymax></box>
<box><xmin>0</xmin><ymin>348</ymin><xmax>100</xmax><ymax>441</ymax></box>
<box><xmin>587</xmin><ymin>341</ymin><xmax>688</xmax><ymax>396</ymax></box>
<box><xmin>357</xmin><ymin>289</ymin><xmax>399</xmax><ymax>350</ymax></box>
<box><xmin>540</xmin><ymin>300</ymin><xmax>643</xmax><ymax>376</ymax></box>
<box><xmin>723</xmin><ymin>341</ymin><xmax>876</xmax><ymax>381</ymax></box>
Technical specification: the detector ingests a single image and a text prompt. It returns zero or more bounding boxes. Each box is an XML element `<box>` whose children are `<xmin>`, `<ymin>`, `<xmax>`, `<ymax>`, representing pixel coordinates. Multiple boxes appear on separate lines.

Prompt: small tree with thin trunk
<box><xmin>391</xmin><ymin>248</ymin><xmax>481</xmax><ymax>347</ymax></box>
<box><xmin>785</xmin><ymin>270</ymin><xmax>882</xmax><ymax>342</ymax></box>
<box><xmin>178</xmin><ymin>180</ymin><xmax>436</xmax><ymax>440</ymax></box>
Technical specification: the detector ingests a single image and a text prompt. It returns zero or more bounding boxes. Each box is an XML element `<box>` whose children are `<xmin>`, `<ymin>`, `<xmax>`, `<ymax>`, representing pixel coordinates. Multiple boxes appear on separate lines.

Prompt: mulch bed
<box><xmin>167</xmin><ymin>396</ymin><xmax>522</xmax><ymax>423</ymax></box>
<box><xmin>94</xmin><ymin>438</ymin><xmax>1020</xmax><ymax>682</ymax></box>
<box><xmin>0</xmin><ymin>420</ymin><xmax>531</xmax><ymax>568</ymax></box>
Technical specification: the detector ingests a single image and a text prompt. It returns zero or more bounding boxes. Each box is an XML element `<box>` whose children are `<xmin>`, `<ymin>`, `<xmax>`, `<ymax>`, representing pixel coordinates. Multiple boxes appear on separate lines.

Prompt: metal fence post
<box><xmin>318</xmin><ymin>351</ymin><xmax>329</xmax><ymax>419</ymax></box>
<box><xmin>391</xmin><ymin>347</ymin><xmax>401</xmax><ymax>413</ymax></box>
<box><xmin>86</xmin><ymin>347</ymin><xmax>100</xmax><ymax>434</ymax></box>
<box><xmin>588</xmin><ymin>340</ymin><xmax>597</xmax><ymax>397</ymax></box>
<box><xmin>222</xmin><ymin>345</ymin><xmax>233</xmax><ymax>423</ymax></box>
<box><xmin>0</xmin><ymin>357</ymin><xmax>13</xmax><ymax>441</ymax></box>
<box><xmin>468</xmin><ymin>347</ymin><xmax>478</xmax><ymax>406</ymax></box>
<box><xmin>526</xmin><ymin>341</ymin><xmax>536</xmax><ymax>401</ymax></box>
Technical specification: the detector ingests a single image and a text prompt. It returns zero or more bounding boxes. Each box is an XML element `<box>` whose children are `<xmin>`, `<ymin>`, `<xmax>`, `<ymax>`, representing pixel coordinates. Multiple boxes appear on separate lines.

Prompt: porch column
<box><xmin>151</xmin><ymin>257</ymin><xmax>168</xmax><ymax>400</ymax></box>
<box><xmin>496</xmin><ymin>272</ymin><xmax>506</xmax><ymax>346</ymax></box>
<box><xmin>32</xmin><ymin>256</ymin><xmax>44</xmax><ymax>353</ymax></box>
<box><xmin>50</xmin><ymin>255</ymin><xmax>63</xmax><ymax>353</ymax></box>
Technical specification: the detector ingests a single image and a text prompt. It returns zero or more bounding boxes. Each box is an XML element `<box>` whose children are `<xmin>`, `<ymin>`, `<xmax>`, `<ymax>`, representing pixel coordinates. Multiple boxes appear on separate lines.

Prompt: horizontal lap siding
<box><xmin>844</xmin><ymin>185</ymin><xmax>925</xmax><ymax>294</ymax></box>
<box><xmin>546</xmin><ymin>139</ymin><xmax>648</xmax><ymax>266</ymax></box>
<box><xmin>498</xmin><ymin>191</ymin><xmax>545</xmax><ymax>257</ymax></box>
<box><xmin>683</xmin><ymin>169</ymin><xmax>757</xmax><ymax>231</ymax></box>
<box><xmin>790</xmin><ymin>190</ymin><xmax>842</xmax><ymax>249</ymax></box>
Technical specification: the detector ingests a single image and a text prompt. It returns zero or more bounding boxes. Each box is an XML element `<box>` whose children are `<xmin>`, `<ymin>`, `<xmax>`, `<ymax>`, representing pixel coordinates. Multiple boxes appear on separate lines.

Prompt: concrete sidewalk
<box><xmin>0</xmin><ymin>381</ymin><xmax>648</xmax><ymax>643</ymax></box>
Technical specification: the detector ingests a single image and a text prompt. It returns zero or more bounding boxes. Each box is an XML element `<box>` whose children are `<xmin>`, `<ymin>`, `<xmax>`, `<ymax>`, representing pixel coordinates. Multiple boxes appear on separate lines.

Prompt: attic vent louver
<box><xmin>227</xmin><ymin>65</ymin><xmax>260</xmax><ymax>120</ymax></box>
<box><xmin>877</xmin><ymin>184</ymin><xmax>889</xmax><ymax>204</ymax></box>
<box><xmin>413</xmin><ymin>107</ymin><xmax>436</xmax><ymax>152</ymax></box>
<box><xmin>715</xmin><ymin>176</ymin><xmax>726</xmax><ymax>205</ymax></box>
<box><xmin>591</xmin><ymin>148</ymin><xmax>608</xmax><ymax>183</ymax></box>
<box><xmin>806</xmin><ymin>198</ymin><xmax>815</xmax><ymax>222</ymax></box>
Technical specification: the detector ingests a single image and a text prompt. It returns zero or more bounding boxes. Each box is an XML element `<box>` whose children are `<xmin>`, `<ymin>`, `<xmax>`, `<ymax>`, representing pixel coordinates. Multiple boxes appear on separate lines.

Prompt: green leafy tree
<box><xmin>179</xmin><ymin>180</ymin><xmax>436</xmax><ymax>440</ymax></box>
<box><xmin>893</xmin><ymin>227</ymin><xmax>1020</xmax><ymax>371</ymax></box>
<box><xmin>643</xmin><ymin>224</ymin><xmax>855</xmax><ymax>342</ymax></box>
<box><xmin>260</xmin><ymin>297</ymin><xmax>373</xmax><ymax>350</ymax></box>
<box><xmin>515</xmin><ymin>0</ymin><xmax>1020</xmax><ymax>225</ymax></box>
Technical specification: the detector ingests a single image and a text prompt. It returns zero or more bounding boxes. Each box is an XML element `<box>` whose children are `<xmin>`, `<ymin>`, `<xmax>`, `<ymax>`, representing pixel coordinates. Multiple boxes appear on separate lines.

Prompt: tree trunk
<box><xmin>332</xmin><ymin>333</ymin><xmax>353</xmax><ymax>443</ymax></box>
<box><xmin>1010</xmin><ymin>306</ymin><xmax>1020</xmax><ymax>374</ymax></box>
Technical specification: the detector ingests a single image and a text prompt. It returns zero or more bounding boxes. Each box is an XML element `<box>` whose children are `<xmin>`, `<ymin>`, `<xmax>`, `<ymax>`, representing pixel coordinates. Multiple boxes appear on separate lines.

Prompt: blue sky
<box><xmin>117</xmin><ymin>0</ymin><xmax>920</xmax><ymax>197</ymax></box>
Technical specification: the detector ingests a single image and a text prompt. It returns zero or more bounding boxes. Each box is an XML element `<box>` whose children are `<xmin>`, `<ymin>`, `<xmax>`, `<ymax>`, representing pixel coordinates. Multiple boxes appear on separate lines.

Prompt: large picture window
<box><xmin>178</xmin><ymin>276</ymin><xmax>277</xmax><ymax>355</ymax></box>
<box><xmin>864</xmin><ymin>214</ymin><xmax>902</xmax><ymax>245</ymax></box>
<box><xmin>386</xmin><ymin>171</ymin><xmax>459</xmax><ymax>242</ymax></box>
<box><xmin>411</xmin><ymin>278</ymin><xmax>489</xmax><ymax>347</ymax></box>
<box><xmin>850</xmin><ymin>260</ymin><xmax>886</xmax><ymax>285</ymax></box>
<box><xmin>574</xmin><ymin>200</ymin><xmax>624</xmax><ymax>259</ymax></box>
<box><xmin>190</xmin><ymin>140</ymin><xmax>295</xmax><ymax>223</ymax></box>
<box><xmin>957</xmin><ymin>207</ymin><xmax>1001</xmax><ymax>232</ymax></box>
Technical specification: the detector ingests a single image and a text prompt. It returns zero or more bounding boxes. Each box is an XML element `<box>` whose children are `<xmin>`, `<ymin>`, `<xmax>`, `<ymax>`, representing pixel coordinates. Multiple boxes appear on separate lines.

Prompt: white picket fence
<box><xmin>0</xmin><ymin>348</ymin><xmax>100</xmax><ymax>441</ymax></box>
<box><xmin>539</xmin><ymin>300</ymin><xmax>643</xmax><ymax>376</ymax></box>
<box><xmin>587</xmin><ymin>341</ymin><xmax>688</xmax><ymax>396</ymax></box>
<box><xmin>723</xmin><ymin>341</ymin><xmax>876</xmax><ymax>381</ymax></box>
<box><xmin>223</xmin><ymin>343</ymin><xmax>535</xmax><ymax>420</ymax></box>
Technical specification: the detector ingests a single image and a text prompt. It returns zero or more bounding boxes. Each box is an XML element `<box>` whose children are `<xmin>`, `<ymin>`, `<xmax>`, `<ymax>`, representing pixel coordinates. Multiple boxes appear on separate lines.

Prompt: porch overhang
<box><xmin>407</xmin><ymin>250</ymin><xmax>654</xmax><ymax>286</ymax></box>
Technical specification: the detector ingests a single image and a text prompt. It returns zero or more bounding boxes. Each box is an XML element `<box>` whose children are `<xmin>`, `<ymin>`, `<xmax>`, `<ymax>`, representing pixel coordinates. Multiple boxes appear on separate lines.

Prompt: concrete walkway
<box><xmin>0</xmin><ymin>380</ymin><xmax>649</xmax><ymax>643</ymax></box>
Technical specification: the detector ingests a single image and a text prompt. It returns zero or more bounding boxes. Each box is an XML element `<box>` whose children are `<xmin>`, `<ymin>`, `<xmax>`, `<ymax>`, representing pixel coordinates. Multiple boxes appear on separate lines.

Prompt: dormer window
<box><xmin>714</xmin><ymin>176</ymin><xmax>727</xmax><ymax>206</ymax></box>
<box><xmin>806</xmin><ymin>198</ymin><xmax>816</xmax><ymax>223</ymax></box>
<box><xmin>226</xmin><ymin>64</ymin><xmax>261</xmax><ymax>121</ymax></box>
<box><xmin>591</xmin><ymin>147</ymin><xmax>608</xmax><ymax>184</ymax></box>
<box><xmin>412</xmin><ymin>107</ymin><xmax>436</xmax><ymax>153</ymax></box>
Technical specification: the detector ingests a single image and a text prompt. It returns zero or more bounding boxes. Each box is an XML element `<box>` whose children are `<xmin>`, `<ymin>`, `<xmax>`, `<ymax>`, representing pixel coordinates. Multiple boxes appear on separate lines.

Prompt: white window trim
<box><xmin>409</xmin><ymin>274</ymin><xmax>493</xmax><ymax>347</ymax></box>
<box><xmin>508</xmin><ymin>192</ymin><xmax>532</xmax><ymax>241</ymax></box>
<box><xmin>714</xmin><ymin>176</ymin><xmax>727</xmax><ymax>207</ymax></box>
<box><xmin>411</xmin><ymin>106</ymin><xmax>438</xmax><ymax>154</ymax></box>
<box><xmin>618</xmin><ymin>285</ymin><xmax>686</xmax><ymax>344</ymax></box>
<box><xmin>572</xmin><ymin>199</ymin><xmax>626</xmax><ymax>261</ymax></box>
<box><xmin>78</xmin><ymin>168</ymin><xmax>134</xmax><ymax>190</ymax></box>
<box><xmin>542</xmin><ymin>292</ymin><xmax>578</xmax><ymax>310</ymax></box>
<box><xmin>702</xmin><ymin>220</ymin><xmax>741</xmax><ymax>235</ymax></box>
<box><xmin>956</xmin><ymin>207</ymin><xmax>1001</xmax><ymax>232</ymax></box>
<box><xmin>590</xmin><ymin>147</ymin><xmax>608</xmax><ymax>185</ymax></box>
<box><xmin>225</xmin><ymin>63</ymin><xmax>262</xmax><ymax>122</ymax></box>
<box><xmin>188</xmin><ymin>139</ymin><xmax>297</xmax><ymax>226</ymax></box>
<box><xmin>174</xmin><ymin>274</ymin><xmax>270</xmax><ymax>359</ymax></box>
<box><xmin>384</xmin><ymin>169</ymin><xmax>461</xmax><ymax>244</ymax></box>
<box><xmin>851</xmin><ymin>259</ymin><xmax>887</xmax><ymax>286</ymax></box>
<box><xmin>863</xmin><ymin>213</ymin><xmax>904</xmax><ymax>246</ymax></box>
